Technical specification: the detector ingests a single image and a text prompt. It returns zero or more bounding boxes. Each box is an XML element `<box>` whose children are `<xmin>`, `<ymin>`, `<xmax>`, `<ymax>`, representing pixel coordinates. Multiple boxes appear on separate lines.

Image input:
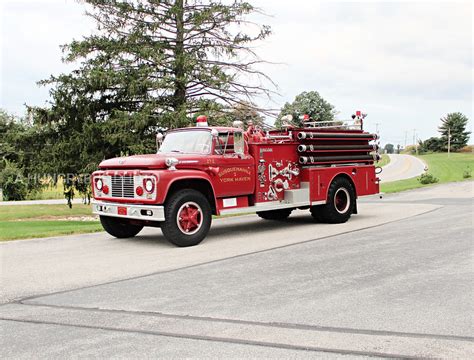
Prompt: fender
<box><xmin>326</xmin><ymin>172</ymin><xmax>358</xmax><ymax>199</ymax></box>
<box><xmin>157</xmin><ymin>169</ymin><xmax>218</xmax><ymax>208</ymax></box>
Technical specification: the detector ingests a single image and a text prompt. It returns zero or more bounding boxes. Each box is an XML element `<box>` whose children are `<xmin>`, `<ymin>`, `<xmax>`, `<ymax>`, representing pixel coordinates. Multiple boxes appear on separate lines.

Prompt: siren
<box><xmin>196</xmin><ymin>115</ymin><xmax>208</xmax><ymax>127</ymax></box>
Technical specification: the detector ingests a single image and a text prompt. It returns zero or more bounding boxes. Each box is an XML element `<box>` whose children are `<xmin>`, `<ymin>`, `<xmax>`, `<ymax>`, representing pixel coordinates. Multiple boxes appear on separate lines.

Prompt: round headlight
<box><xmin>144</xmin><ymin>178</ymin><xmax>154</xmax><ymax>193</ymax></box>
<box><xmin>96</xmin><ymin>178</ymin><xmax>103</xmax><ymax>191</ymax></box>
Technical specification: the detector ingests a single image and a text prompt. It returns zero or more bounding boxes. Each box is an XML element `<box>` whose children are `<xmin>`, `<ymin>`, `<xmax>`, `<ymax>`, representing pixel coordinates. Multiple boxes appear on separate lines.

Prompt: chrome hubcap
<box><xmin>177</xmin><ymin>202</ymin><xmax>203</xmax><ymax>235</ymax></box>
<box><xmin>334</xmin><ymin>188</ymin><xmax>350</xmax><ymax>214</ymax></box>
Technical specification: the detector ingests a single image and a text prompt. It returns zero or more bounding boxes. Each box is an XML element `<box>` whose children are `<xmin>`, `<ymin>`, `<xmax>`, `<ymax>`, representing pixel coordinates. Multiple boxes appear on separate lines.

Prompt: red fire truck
<box><xmin>92</xmin><ymin>112</ymin><xmax>380</xmax><ymax>247</ymax></box>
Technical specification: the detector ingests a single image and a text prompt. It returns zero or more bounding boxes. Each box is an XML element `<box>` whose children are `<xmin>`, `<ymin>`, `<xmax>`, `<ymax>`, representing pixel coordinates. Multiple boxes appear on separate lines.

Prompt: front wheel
<box><xmin>310</xmin><ymin>177</ymin><xmax>356</xmax><ymax>224</ymax></box>
<box><xmin>100</xmin><ymin>216</ymin><xmax>144</xmax><ymax>238</ymax></box>
<box><xmin>161</xmin><ymin>189</ymin><xmax>212</xmax><ymax>247</ymax></box>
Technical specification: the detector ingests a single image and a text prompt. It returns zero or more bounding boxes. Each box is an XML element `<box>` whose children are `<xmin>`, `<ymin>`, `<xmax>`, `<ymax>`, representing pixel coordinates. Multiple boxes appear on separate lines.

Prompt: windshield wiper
<box><xmin>170</xmin><ymin>150</ymin><xmax>183</xmax><ymax>153</ymax></box>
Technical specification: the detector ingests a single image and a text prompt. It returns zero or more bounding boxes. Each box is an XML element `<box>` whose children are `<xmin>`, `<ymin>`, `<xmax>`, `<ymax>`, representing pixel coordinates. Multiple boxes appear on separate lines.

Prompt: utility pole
<box><xmin>374</xmin><ymin>123</ymin><xmax>381</xmax><ymax>135</ymax></box>
<box><xmin>447</xmin><ymin>127</ymin><xmax>451</xmax><ymax>157</ymax></box>
<box><xmin>404</xmin><ymin>131</ymin><xmax>408</xmax><ymax>149</ymax></box>
<box><xmin>413</xmin><ymin>129</ymin><xmax>418</xmax><ymax>155</ymax></box>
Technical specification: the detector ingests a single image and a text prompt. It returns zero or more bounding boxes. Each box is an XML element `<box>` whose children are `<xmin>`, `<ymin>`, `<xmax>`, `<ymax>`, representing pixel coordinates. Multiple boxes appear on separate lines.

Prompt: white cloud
<box><xmin>0</xmin><ymin>0</ymin><xmax>472</xmax><ymax>145</ymax></box>
<box><xmin>251</xmin><ymin>0</ymin><xmax>473</xmax><ymax>144</ymax></box>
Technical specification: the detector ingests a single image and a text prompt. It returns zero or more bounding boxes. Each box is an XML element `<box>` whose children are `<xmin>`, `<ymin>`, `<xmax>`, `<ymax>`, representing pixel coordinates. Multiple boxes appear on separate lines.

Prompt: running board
<box><xmin>218</xmin><ymin>200</ymin><xmax>325</xmax><ymax>216</ymax></box>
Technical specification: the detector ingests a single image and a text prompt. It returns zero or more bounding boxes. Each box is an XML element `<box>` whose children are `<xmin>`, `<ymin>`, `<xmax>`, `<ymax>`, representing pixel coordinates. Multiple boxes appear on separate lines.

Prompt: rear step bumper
<box><xmin>92</xmin><ymin>200</ymin><xmax>165</xmax><ymax>221</ymax></box>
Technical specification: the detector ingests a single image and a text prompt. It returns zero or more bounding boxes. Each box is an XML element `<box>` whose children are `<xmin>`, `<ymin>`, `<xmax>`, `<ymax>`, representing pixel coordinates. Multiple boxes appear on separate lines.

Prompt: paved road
<box><xmin>379</xmin><ymin>154</ymin><xmax>426</xmax><ymax>183</ymax></box>
<box><xmin>1</xmin><ymin>182</ymin><xmax>473</xmax><ymax>358</ymax></box>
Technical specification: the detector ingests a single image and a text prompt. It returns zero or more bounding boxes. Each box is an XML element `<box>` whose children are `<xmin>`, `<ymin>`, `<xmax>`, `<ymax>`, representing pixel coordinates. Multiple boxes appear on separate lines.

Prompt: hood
<box><xmin>98</xmin><ymin>153</ymin><xmax>207</xmax><ymax>170</ymax></box>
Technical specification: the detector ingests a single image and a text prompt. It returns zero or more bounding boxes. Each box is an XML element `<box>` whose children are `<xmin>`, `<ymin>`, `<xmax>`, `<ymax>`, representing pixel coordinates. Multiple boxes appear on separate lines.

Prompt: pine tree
<box><xmin>438</xmin><ymin>112</ymin><xmax>471</xmax><ymax>152</ymax></box>
<box><xmin>30</xmin><ymin>0</ymin><xmax>274</xmax><ymax>203</ymax></box>
<box><xmin>38</xmin><ymin>0</ymin><xmax>272</xmax><ymax>128</ymax></box>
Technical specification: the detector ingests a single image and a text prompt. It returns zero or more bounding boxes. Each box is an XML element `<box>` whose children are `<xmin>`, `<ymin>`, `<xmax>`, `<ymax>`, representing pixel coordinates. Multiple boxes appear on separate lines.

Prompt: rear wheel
<box><xmin>100</xmin><ymin>216</ymin><xmax>143</xmax><ymax>238</ymax></box>
<box><xmin>161</xmin><ymin>189</ymin><xmax>212</xmax><ymax>247</ymax></box>
<box><xmin>310</xmin><ymin>177</ymin><xmax>355</xmax><ymax>224</ymax></box>
<box><xmin>257</xmin><ymin>208</ymin><xmax>293</xmax><ymax>220</ymax></box>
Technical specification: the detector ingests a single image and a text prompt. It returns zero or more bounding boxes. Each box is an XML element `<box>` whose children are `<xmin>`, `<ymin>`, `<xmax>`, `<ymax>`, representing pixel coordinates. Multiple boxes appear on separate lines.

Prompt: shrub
<box><xmin>463</xmin><ymin>167</ymin><xmax>472</xmax><ymax>179</ymax></box>
<box><xmin>417</xmin><ymin>173</ymin><xmax>439</xmax><ymax>185</ymax></box>
<box><xmin>459</xmin><ymin>145</ymin><xmax>473</xmax><ymax>153</ymax></box>
<box><xmin>419</xmin><ymin>137</ymin><xmax>444</xmax><ymax>153</ymax></box>
<box><xmin>402</xmin><ymin>145</ymin><xmax>416</xmax><ymax>154</ymax></box>
<box><xmin>0</xmin><ymin>161</ymin><xmax>28</xmax><ymax>200</ymax></box>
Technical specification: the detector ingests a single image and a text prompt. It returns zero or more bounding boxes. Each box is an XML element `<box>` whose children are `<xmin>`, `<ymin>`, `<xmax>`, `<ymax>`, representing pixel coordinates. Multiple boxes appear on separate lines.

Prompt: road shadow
<box><xmin>121</xmin><ymin>212</ymin><xmax>360</xmax><ymax>247</ymax></box>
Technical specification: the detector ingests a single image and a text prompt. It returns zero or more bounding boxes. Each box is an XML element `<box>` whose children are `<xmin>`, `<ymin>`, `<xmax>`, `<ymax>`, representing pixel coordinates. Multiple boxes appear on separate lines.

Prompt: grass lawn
<box><xmin>0</xmin><ymin>203</ymin><xmax>99</xmax><ymax>241</ymax></box>
<box><xmin>381</xmin><ymin>153</ymin><xmax>473</xmax><ymax>193</ymax></box>
<box><xmin>27</xmin><ymin>180</ymin><xmax>65</xmax><ymax>200</ymax></box>
<box><xmin>0</xmin><ymin>221</ymin><xmax>103</xmax><ymax>241</ymax></box>
<box><xmin>0</xmin><ymin>204</ymin><xmax>93</xmax><ymax>221</ymax></box>
<box><xmin>376</xmin><ymin>154</ymin><xmax>390</xmax><ymax>168</ymax></box>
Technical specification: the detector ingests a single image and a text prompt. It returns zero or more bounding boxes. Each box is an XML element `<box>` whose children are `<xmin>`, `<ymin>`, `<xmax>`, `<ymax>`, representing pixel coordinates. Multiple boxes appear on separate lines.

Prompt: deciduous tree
<box><xmin>276</xmin><ymin>91</ymin><xmax>336</xmax><ymax>127</ymax></box>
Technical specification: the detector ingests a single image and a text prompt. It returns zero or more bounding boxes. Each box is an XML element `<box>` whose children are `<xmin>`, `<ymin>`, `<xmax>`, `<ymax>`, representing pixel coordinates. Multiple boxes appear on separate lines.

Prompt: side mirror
<box><xmin>156</xmin><ymin>133</ymin><xmax>164</xmax><ymax>152</ymax></box>
<box><xmin>234</xmin><ymin>131</ymin><xmax>244</xmax><ymax>155</ymax></box>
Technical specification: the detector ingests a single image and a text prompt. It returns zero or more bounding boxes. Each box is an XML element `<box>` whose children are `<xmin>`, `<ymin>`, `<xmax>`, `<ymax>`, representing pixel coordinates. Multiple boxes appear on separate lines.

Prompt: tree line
<box><xmin>1</xmin><ymin>0</ymin><xmax>339</xmax><ymax>202</ymax></box>
<box><xmin>383</xmin><ymin>113</ymin><xmax>471</xmax><ymax>154</ymax></box>
<box><xmin>1</xmin><ymin>0</ymin><xmax>469</xmax><ymax>202</ymax></box>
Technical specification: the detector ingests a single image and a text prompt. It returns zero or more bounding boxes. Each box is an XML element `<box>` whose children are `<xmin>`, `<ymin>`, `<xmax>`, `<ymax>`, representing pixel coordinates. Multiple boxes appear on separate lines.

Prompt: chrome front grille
<box><xmin>111</xmin><ymin>175</ymin><xmax>135</xmax><ymax>198</ymax></box>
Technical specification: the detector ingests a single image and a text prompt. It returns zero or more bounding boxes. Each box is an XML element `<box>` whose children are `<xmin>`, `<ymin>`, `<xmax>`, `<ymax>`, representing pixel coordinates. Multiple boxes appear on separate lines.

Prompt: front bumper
<box><xmin>92</xmin><ymin>200</ymin><xmax>165</xmax><ymax>221</ymax></box>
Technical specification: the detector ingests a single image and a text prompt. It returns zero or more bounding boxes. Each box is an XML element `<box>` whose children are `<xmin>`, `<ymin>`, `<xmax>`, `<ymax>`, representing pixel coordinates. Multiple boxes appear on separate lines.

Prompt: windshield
<box><xmin>159</xmin><ymin>130</ymin><xmax>211</xmax><ymax>154</ymax></box>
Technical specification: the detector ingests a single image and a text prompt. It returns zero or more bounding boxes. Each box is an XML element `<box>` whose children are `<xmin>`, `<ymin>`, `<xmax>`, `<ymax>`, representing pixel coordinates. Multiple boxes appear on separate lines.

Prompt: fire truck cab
<box><xmin>92</xmin><ymin>113</ymin><xmax>380</xmax><ymax>247</ymax></box>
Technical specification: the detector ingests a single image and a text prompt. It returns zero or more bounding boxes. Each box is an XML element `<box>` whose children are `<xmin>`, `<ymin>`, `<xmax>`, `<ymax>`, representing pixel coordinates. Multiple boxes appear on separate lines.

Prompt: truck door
<box><xmin>209</xmin><ymin>131</ymin><xmax>255</xmax><ymax>197</ymax></box>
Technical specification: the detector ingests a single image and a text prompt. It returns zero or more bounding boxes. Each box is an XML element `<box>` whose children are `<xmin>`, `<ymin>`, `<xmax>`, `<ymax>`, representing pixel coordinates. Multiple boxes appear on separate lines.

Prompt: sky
<box><xmin>1</xmin><ymin>0</ymin><xmax>472</xmax><ymax>146</ymax></box>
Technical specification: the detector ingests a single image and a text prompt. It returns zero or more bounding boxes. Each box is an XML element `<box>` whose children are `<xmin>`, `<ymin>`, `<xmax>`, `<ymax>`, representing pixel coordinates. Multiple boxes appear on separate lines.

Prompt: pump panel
<box><xmin>248</xmin><ymin>143</ymin><xmax>301</xmax><ymax>203</ymax></box>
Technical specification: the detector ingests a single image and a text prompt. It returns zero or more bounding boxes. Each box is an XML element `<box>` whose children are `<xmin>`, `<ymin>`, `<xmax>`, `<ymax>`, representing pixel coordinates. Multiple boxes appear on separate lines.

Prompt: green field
<box><xmin>0</xmin><ymin>204</ymin><xmax>93</xmax><ymax>221</ymax></box>
<box><xmin>381</xmin><ymin>153</ymin><xmax>473</xmax><ymax>193</ymax></box>
<box><xmin>0</xmin><ymin>220</ymin><xmax>103</xmax><ymax>241</ymax></box>
<box><xmin>376</xmin><ymin>154</ymin><xmax>390</xmax><ymax>168</ymax></box>
<box><xmin>26</xmin><ymin>179</ymin><xmax>65</xmax><ymax>200</ymax></box>
<box><xmin>0</xmin><ymin>203</ymin><xmax>99</xmax><ymax>241</ymax></box>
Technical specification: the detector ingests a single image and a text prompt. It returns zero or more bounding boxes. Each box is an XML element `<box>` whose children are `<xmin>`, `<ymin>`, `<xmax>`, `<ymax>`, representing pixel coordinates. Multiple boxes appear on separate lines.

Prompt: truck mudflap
<box><xmin>92</xmin><ymin>200</ymin><xmax>165</xmax><ymax>221</ymax></box>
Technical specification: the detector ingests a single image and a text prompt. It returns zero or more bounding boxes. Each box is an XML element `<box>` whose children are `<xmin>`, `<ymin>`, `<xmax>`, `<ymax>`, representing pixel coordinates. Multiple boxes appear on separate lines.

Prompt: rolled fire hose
<box><xmin>297</xmin><ymin>132</ymin><xmax>378</xmax><ymax>140</ymax></box>
<box><xmin>298</xmin><ymin>144</ymin><xmax>379</xmax><ymax>152</ymax></box>
<box><xmin>299</xmin><ymin>154</ymin><xmax>380</xmax><ymax>165</ymax></box>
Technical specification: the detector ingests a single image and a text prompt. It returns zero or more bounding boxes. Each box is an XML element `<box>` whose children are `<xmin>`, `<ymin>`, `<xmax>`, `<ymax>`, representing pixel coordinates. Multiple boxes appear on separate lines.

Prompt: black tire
<box><xmin>310</xmin><ymin>177</ymin><xmax>356</xmax><ymax>224</ymax></box>
<box><xmin>257</xmin><ymin>208</ymin><xmax>293</xmax><ymax>220</ymax></box>
<box><xmin>161</xmin><ymin>189</ymin><xmax>212</xmax><ymax>247</ymax></box>
<box><xmin>100</xmin><ymin>216</ymin><xmax>144</xmax><ymax>238</ymax></box>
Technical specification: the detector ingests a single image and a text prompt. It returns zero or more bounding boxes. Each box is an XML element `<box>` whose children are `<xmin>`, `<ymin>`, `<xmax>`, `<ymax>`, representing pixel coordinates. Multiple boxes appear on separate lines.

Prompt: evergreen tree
<box><xmin>438</xmin><ymin>112</ymin><xmax>471</xmax><ymax>152</ymax></box>
<box><xmin>30</xmin><ymin>0</ymin><xmax>273</xmax><ymax>203</ymax></box>
<box><xmin>419</xmin><ymin>137</ymin><xmax>444</xmax><ymax>153</ymax></box>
